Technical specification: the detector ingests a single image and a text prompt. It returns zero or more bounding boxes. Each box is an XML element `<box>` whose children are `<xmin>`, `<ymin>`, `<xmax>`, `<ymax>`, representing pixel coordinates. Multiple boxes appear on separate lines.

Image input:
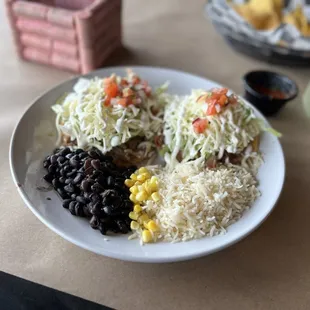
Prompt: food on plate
<box><xmin>52</xmin><ymin>70</ymin><xmax>167</xmax><ymax>166</ymax></box>
<box><xmin>43</xmin><ymin>147</ymin><xmax>136</xmax><ymax>235</ymax></box>
<box><xmin>126</xmin><ymin>161</ymin><xmax>259</xmax><ymax>243</ymax></box>
<box><xmin>233</xmin><ymin>0</ymin><xmax>310</xmax><ymax>35</ymax></box>
<box><xmin>161</xmin><ymin>88</ymin><xmax>270</xmax><ymax>171</ymax></box>
<box><xmin>41</xmin><ymin>71</ymin><xmax>281</xmax><ymax>243</ymax></box>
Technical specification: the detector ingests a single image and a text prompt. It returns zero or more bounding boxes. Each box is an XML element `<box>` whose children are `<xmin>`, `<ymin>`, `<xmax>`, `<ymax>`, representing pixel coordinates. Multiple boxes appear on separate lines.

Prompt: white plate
<box><xmin>9</xmin><ymin>66</ymin><xmax>285</xmax><ymax>263</ymax></box>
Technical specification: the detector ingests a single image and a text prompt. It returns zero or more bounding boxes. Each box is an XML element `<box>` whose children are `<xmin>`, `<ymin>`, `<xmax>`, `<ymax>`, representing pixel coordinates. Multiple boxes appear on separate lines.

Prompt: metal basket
<box><xmin>205</xmin><ymin>0</ymin><xmax>310</xmax><ymax>66</ymax></box>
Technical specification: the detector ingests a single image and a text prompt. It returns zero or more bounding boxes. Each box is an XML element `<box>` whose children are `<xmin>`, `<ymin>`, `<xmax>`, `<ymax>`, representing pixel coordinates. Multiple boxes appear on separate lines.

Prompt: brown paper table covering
<box><xmin>1</xmin><ymin>1</ymin><xmax>310</xmax><ymax>309</ymax></box>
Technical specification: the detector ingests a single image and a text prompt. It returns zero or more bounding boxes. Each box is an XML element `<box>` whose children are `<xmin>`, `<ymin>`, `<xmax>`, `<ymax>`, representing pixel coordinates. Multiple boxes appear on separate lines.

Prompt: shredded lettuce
<box><xmin>52</xmin><ymin>76</ymin><xmax>167</xmax><ymax>153</ymax></box>
<box><xmin>162</xmin><ymin>89</ymin><xmax>278</xmax><ymax>167</ymax></box>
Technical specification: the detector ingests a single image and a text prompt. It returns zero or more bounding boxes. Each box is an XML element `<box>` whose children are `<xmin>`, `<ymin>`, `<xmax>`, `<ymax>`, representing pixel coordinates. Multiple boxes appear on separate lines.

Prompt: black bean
<box><xmin>122</xmin><ymin>171</ymin><xmax>131</xmax><ymax>179</ymax></box>
<box><xmin>45</xmin><ymin>155</ymin><xmax>51</xmax><ymax>162</ymax></box>
<box><xmin>92</xmin><ymin>170</ymin><xmax>103</xmax><ymax>179</ymax></box>
<box><xmin>81</xmin><ymin>180</ymin><xmax>91</xmax><ymax>192</ymax></box>
<box><xmin>91</xmin><ymin>183</ymin><xmax>104</xmax><ymax>193</ymax></box>
<box><xmin>123</xmin><ymin>200</ymin><xmax>133</xmax><ymax>209</ymax></box>
<box><xmin>67</xmin><ymin>169</ymin><xmax>77</xmax><ymax>177</ymax></box>
<box><xmin>111</xmin><ymin>196</ymin><xmax>122</xmax><ymax>209</ymax></box>
<box><xmin>59</xmin><ymin>176</ymin><xmax>66</xmax><ymax>184</ymax></box>
<box><xmin>83</xmin><ymin>205</ymin><xmax>91</xmax><ymax>218</ymax></box>
<box><xmin>96</xmin><ymin>175</ymin><xmax>107</xmax><ymax>187</ymax></box>
<box><xmin>65</xmin><ymin>178</ymin><xmax>73</xmax><ymax>184</ymax></box>
<box><xmin>57</xmin><ymin>188</ymin><xmax>68</xmax><ymax>199</ymax></box>
<box><xmin>84</xmin><ymin>159</ymin><xmax>93</xmax><ymax>175</ymax></box>
<box><xmin>75</xmin><ymin>148</ymin><xmax>84</xmax><ymax>154</ymax></box>
<box><xmin>84</xmin><ymin>192</ymin><xmax>91</xmax><ymax>199</ymax></box>
<box><xmin>99</xmin><ymin>222</ymin><xmax>107</xmax><ymax>235</ymax></box>
<box><xmin>64</xmin><ymin>183</ymin><xmax>75</xmax><ymax>193</ymax></box>
<box><xmin>106</xmin><ymin>176</ymin><xmax>115</xmax><ymax>187</ymax></box>
<box><xmin>91</xmin><ymin>159</ymin><xmax>101</xmax><ymax>170</ymax></box>
<box><xmin>57</xmin><ymin>156</ymin><xmax>65</xmax><ymax>164</ymax></box>
<box><xmin>43</xmin><ymin>160</ymin><xmax>49</xmax><ymax>169</ymax></box>
<box><xmin>90</xmin><ymin>193</ymin><xmax>101</xmax><ymax>203</ymax></box>
<box><xmin>63</xmin><ymin>165</ymin><xmax>71</xmax><ymax>172</ymax></box>
<box><xmin>52</xmin><ymin>178</ymin><xmax>61</xmax><ymax>188</ymax></box>
<box><xmin>75</xmin><ymin>202</ymin><xmax>84</xmax><ymax>217</ymax></box>
<box><xmin>62</xmin><ymin>199</ymin><xmax>72</xmax><ymax>209</ymax></box>
<box><xmin>88</xmin><ymin>150</ymin><xmax>99</xmax><ymax>159</ymax></box>
<box><xmin>90</xmin><ymin>215</ymin><xmax>100</xmax><ymax>229</ymax></box>
<box><xmin>110</xmin><ymin>221</ymin><xmax>120</xmax><ymax>233</ymax></box>
<box><xmin>69</xmin><ymin>201</ymin><xmax>77</xmax><ymax>215</ymax></box>
<box><xmin>89</xmin><ymin>202</ymin><xmax>102</xmax><ymax>215</ymax></box>
<box><xmin>50</xmin><ymin>155</ymin><xmax>58</xmax><ymax>164</ymax></box>
<box><xmin>43</xmin><ymin>173</ymin><xmax>53</xmax><ymax>183</ymax></box>
<box><xmin>59</xmin><ymin>147</ymin><xmax>71</xmax><ymax>156</ymax></box>
<box><xmin>116</xmin><ymin>220</ymin><xmax>129</xmax><ymax>234</ymax></box>
<box><xmin>65</xmin><ymin>153</ymin><xmax>74</xmax><ymax>159</ymax></box>
<box><xmin>48</xmin><ymin>164</ymin><xmax>57</xmax><ymax>174</ymax></box>
<box><xmin>71</xmin><ymin>193</ymin><xmax>77</xmax><ymax>199</ymax></box>
<box><xmin>103</xmin><ymin>206</ymin><xmax>113</xmax><ymax>216</ymax></box>
<box><xmin>76</xmin><ymin>195</ymin><xmax>88</xmax><ymax>205</ymax></box>
<box><xmin>59</xmin><ymin>169</ymin><xmax>66</xmax><ymax>176</ymax></box>
<box><xmin>78</xmin><ymin>152</ymin><xmax>88</xmax><ymax>159</ymax></box>
<box><xmin>69</xmin><ymin>158</ymin><xmax>80</xmax><ymax>168</ymax></box>
<box><xmin>72</xmin><ymin>173</ymin><xmax>84</xmax><ymax>185</ymax></box>
<box><xmin>101</xmin><ymin>189</ymin><xmax>118</xmax><ymax>202</ymax></box>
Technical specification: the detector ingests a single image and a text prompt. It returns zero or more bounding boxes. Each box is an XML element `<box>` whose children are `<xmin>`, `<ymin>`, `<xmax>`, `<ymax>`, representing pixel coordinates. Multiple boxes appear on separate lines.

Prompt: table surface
<box><xmin>1</xmin><ymin>1</ymin><xmax>310</xmax><ymax>309</ymax></box>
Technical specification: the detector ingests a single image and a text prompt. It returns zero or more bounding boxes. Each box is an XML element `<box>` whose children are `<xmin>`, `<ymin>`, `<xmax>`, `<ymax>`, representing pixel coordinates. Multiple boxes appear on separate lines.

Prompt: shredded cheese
<box><xmin>145</xmin><ymin>160</ymin><xmax>260</xmax><ymax>242</ymax></box>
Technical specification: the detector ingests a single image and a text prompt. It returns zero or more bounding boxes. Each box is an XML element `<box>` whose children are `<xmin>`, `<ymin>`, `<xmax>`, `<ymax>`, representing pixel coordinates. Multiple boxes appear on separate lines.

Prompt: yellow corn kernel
<box><xmin>138</xmin><ymin>213</ymin><xmax>149</xmax><ymax>224</ymax></box>
<box><xmin>129</xmin><ymin>194</ymin><xmax>138</xmax><ymax>203</ymax></box>
<box><xmin>137</xmin><ymin>185</ymin><xmax>145</xmax><ymax>192</ymax></box>
<box><xmin>136</xmin><ymin>191</ymin><xmax>148</xmax><ymax>202</ymax></box>
<box><xmin>137</xmin><ymin>174</ymin><xmax>146</xmax><ymax>182</ymax></box>
<box><xmin>142</xmin><ymin>172</ymin><xmax>151</xmax><ymax>180</ymax></box>
<box><xmin>135</xmin><ymin>181</ymin><xmax>142</xmax><ymax>186</ymax></box>
<box><xmin>130</xmin><ymin>220</ymin><xmax>140</xmax><ymax>230</ymax></box>
<box><xmin>124</xmin><ymin>179</ymin><xmax>134</xmax><ymax>187</ymax></box>
<box><xmin>130</xmin><ymin>173</ymin><xmax>138</xmax><ymax>181</ymax></box>
<box><xmin>138</xmin><ymin>167</ymin><xmax>149</xmax><ymax>174</ymax></box>
<box><xmin>134</xmin><ymin>204</ymin><xmax>142</xmax><ymax>213</ymax></box>
<box><xmin>143</xmin><ymin>182</ymin><xmax>152</xmax><ymax>195</ymax></box>
<box><xmin>130</xmin><ymin>185</ymin><xmax>138</xmax><ymax>195</ymax></box>
<box><xmin>142</xmin><ymin>229</ymin><xmax>153</xmax><ymax>243</ymax></box>
<box><xmin>129</xmin><ymin>211</ymin><xmax>139</xmax><ymax>221</ymax></box>
<box><xmin>150</xmin><ymin>176</ymin><xmax>158</xmax><ymax>184</ymax></box>
<box><xmin>151</xmin><ymin>192</ymin><xmax>160</xmax><ymax>202</ymax></box>
<box><xmin>147</xmin><ymin>220</ymin><xmax>159</xmax><ymax>232</ymax></box>
<box><xmin>149</xmin><ymin>177</ymin><xmax>159</xmax><ymax>191</ymax></box>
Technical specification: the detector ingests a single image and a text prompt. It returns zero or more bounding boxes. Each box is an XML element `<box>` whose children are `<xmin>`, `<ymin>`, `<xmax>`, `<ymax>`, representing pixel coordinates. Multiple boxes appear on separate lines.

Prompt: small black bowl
<box><xmin>243</xmin><ymin>71</ymin><xmax>298</xmax><ymax>116</ymax></box>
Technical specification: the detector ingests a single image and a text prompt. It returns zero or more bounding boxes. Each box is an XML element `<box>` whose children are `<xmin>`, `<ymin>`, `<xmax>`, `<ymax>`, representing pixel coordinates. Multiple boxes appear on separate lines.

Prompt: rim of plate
<box><xmin>9</xmin><ymin>66</ymin><xmax>285</xmax><ymax>263</ymax></box>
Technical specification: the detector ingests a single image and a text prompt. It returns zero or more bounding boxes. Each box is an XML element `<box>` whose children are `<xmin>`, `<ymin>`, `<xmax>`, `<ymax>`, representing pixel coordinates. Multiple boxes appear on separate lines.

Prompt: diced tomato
<box><xmin>118</xmin><ymin>98</ymin><xmax>131</xmax><ymax>107</ymax></box>
<box><xmin>192</xmin><ymin>118</ymin><xmax>208</xmax><ymax>134</ymax></box>
<box><xmin>212</xmin><ymin>88</ymin><xmax>228</xmax><ymax>95</ymax></box>
<box><xmin>218</xmin><ymin>94</ymin><xmax>228</xmax><ymax>106</ymax></box>
<box><xmin>104</xmin><ymin>82</ymin><xmax>118</xmax><ymax>98</ymax></box>
<box><xmin>206</xmin><ymin>103</ymin><xmax>218</xmax><ymax>116</ymax></box>
<box><xmin>104</xmin><ymin>97</ymin><xmax>111</xmax><ymax>107</ymax></box>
